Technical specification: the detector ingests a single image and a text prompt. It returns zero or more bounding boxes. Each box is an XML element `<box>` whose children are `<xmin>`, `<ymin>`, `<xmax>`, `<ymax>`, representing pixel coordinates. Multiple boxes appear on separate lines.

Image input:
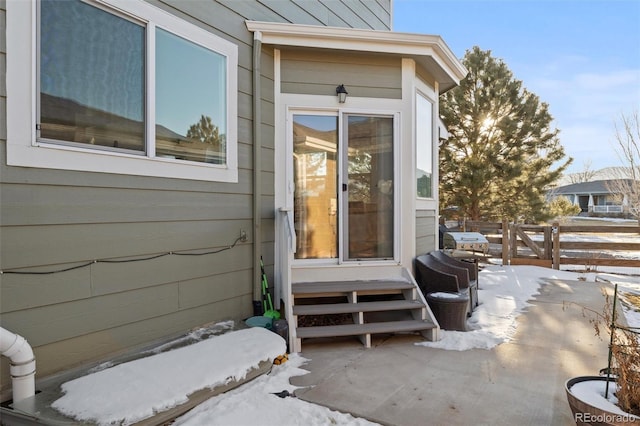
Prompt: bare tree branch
<box><xmin>606</xmin><ymin>111</ymin><xmax>640</xmax><ymax>225</ymax></box>
<box><xmin>569</xmin><ymin>160</ymin><xmax>597</xmax><ymax>184</ymax></box>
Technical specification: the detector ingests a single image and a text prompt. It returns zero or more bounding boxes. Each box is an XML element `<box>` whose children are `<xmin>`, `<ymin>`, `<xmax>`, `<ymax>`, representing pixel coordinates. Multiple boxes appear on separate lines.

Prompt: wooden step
<box><xmin>288</xmin><ymin>273</ymin><xmax>442</xmax><ymax>352</ymax></box>
<box><xmin>293</xmin><ymin>300</ymin><xmax>424</xmax><ymax>316</ymax></box>
<box><xmin>296</xmin><ymin>320</ymin><xmax>436</xmax><ymax>339</ymax></box>
<box><xmin>292</xmin><ymin>280</ymin><xmax>414</xmax><ymax>297</ymax></box>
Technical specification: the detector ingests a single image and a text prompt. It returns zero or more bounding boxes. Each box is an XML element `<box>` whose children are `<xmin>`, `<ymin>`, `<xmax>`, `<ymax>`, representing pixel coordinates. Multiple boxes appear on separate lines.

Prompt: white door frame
<box><xmin>283</xmin><ymin>101</ymin><xmax>402</xmax><ymax>267</ymax></box>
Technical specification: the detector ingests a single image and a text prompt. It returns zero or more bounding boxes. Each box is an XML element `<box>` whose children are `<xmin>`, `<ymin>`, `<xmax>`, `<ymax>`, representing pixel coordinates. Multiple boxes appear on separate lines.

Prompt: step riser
<box><xmin>296</xmin><ymin>321</ymin><xmax>437</xmax><ymax>338</ymax></box>
<box><xmin>292</xmin><ymin>280</ymin><xmax>415</xmax><ymax>294</ymax></box>
<box><xmin>294</xmin><ymin>289</ymin><xmax>408</xmax><ymax>298</ymax></box>
<box><xmin>293</xmin><ymin>300</ymin><xmax>425</xmax><ymax>316</ymax></box>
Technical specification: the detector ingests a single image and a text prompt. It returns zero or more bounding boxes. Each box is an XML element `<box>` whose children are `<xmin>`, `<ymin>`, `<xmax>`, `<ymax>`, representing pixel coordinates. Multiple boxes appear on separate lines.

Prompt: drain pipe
<box><xmin>0</xmin><ymin>327</ymin><xmax>36</xmax><ymax>404</ymax></box>
<box><xmin>252</xmin><ymin>30</ymin><xmax>263</xmax><ymax>312</ymax></box>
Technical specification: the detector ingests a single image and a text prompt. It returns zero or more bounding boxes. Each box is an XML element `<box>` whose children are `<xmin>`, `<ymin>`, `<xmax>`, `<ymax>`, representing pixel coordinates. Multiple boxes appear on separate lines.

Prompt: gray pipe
<box><xmin>252</xmin><ymin>31</ymin><xmax>263</xmax><ymax>303</ymax></box>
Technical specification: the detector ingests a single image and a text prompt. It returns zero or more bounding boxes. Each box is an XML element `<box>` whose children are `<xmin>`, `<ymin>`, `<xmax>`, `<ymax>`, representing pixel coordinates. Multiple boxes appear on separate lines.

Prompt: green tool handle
<box><xmin>260</xmin><ymin>256</ymin><xmax>274</xmax><ymax>312</ymax></box>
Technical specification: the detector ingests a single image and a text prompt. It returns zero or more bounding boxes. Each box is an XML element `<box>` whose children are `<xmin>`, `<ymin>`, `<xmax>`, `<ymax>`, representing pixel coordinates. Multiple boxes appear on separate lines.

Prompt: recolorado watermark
<box><xmin>574</xmin><ymin>412</ymin><xmax>638</xmax><ymax>423</ymax></box>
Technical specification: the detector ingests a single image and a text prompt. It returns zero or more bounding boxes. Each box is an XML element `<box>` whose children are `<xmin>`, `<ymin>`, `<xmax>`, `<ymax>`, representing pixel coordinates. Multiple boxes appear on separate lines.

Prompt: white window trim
<box><xmin>6</xmin><ymin>0</ymin><xmax>238</xmax><ymax>182</ymax></box>
<box><xmin>414</xmin><ymin>78</ymin><xmax>438</xmax><ymax>210</ymax></box>
<box><xmin>281</xmin><ymin>94</ymin><xmax>404</xmax><ymax>267</ymax></box>
<box><xmin>415</xmin><ymin>90</ymin><xmax>435</xmax><ymax>201</ymax></box>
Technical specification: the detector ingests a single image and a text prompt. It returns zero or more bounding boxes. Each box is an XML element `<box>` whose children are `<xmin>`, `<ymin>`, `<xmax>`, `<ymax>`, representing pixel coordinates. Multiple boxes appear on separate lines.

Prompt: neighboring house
<box><xmin>555</xmin><ymin>166</ymin><xmax>634</xmax><ymax>187</ymax></box>
<box><xmin>550</xmin><ymin>179</ymin><xmax>636</xmax><ymax>216</ymax></box>
<box><xmin>0</xmin><ymin>0</ymin><xmax>466</xmax><ymax>400</ymax></box>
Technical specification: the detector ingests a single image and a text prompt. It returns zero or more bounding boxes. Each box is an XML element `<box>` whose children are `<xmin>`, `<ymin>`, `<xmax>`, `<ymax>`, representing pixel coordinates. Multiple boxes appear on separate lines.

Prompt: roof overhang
<box><xmin>246</xmin><ymin>21</ymin><xmax>467</xmax><ymax>94</ymax></box>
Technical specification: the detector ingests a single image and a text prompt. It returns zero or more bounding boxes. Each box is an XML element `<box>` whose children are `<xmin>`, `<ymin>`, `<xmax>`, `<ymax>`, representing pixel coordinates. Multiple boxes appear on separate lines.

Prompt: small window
<box><xmin>416</xmin><ymin>93</ymin><xmax>433</xmax><ymax>198</ymax></box>
<box><xmin>8</xmin><ymin>0</ymin><xmax>238</xmax><ymax>182</ymax></box>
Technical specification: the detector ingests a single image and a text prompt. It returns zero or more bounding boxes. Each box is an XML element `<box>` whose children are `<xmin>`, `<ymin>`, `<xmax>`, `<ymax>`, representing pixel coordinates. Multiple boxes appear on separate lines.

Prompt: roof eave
<box><xmin>246</xmin><ymin>20</ymin><xmax>467</xmax><ymax>94</ymax></box>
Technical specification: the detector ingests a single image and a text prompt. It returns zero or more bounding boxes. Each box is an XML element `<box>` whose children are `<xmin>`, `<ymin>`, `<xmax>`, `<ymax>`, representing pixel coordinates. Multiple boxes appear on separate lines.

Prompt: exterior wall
<box><xmin>0</xmin><ymin>0</ymin><xmax>390</xmax><ymax>395</ymax></box>
<box><xmin>218</xmin><ymin>0</ymin><xmax>391</xmax><ymax>30</ymax></box>
<box><xmin>281</xmin><ymin>50</ymin><xmax>402</xmax><ymax>99</ymax></box>
<box><xmin>415</xmin><ymin>210</ymin><xmax>437</xmax><ymax>255</ymax></box>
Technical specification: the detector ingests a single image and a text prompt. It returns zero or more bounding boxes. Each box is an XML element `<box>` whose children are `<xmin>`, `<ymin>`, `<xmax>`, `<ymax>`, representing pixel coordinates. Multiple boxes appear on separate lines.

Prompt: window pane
<box><xmin>293</xmin><ymin>115</ymin><xmax>339</xmax><ymax>259</ymax></box>
<box><xmin>156</xmin><ymin>28</ymin><xmax>227</xmax><ymax>164</ymax></box>
<box><xmin>347</xmin><ymin>115</ymin><xmax>394</xmax><ymax>259</ymax></box>
<box><xmin>416</xmin><ymin>94</ymin><xmax>433</xmax><ymax>198</ymax></box>
<box><xmin>40</xmin><ymin>0</ymin><xmax>145</xmax><ymax>151</ymax></box>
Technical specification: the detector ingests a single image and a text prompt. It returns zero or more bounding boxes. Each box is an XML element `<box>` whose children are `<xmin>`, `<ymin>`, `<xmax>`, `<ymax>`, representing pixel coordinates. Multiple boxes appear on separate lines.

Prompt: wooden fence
<box><xmin>463</xmin><ymin>220</ymin><xmax>640</xmax><ymax>270</ymax></box>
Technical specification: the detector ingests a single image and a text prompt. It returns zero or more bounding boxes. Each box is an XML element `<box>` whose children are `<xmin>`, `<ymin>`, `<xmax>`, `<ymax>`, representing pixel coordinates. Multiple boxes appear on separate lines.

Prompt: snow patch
<box><xmin>173</xmin><ymin>354</ymin><xmax>379</xmax><ymax>426</ymax></box>
<box><xmin>52</xmin><ymin>327</ymin><xmax>286</xmax><ymax>425</ymax></box>
<box><xmin>417</xmin><ymin>265</ymin><xmax>602</xmax><ymax>351</ymax></box>
<box><xmin>570</xmin><ymin>379</ymin><xmax>640</xmax><ymax>418</ymax></box>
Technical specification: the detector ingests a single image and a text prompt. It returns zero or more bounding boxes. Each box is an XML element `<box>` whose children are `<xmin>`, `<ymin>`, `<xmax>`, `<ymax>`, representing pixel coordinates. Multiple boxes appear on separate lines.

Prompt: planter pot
<box><xmin>565</xmin><ymin>376</ymin><xmax>639</xmax><ymax>425</ymax></box>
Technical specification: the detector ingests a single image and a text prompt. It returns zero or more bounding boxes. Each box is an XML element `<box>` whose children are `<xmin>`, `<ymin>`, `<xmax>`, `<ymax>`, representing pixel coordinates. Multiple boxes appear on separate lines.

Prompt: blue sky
<box><xmin>393</xmin><ymin>0</ymin><xmax>640</xmax><ymax>174</ymax></box>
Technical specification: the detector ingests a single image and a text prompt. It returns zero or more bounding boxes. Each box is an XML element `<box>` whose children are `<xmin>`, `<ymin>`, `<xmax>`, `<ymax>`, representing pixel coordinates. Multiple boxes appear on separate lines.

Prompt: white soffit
<box><xmin>245</xmin><ymin>20</ymin><xmax>467</xmax><ymax>93</ymax></box>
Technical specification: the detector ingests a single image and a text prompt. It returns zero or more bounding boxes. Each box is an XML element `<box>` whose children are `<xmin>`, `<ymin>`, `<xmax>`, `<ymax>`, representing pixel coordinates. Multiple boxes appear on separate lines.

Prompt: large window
<box><xmin>8</xmin><ymin>0</ymin><xmax>238</xmax><ymax>181</ymax></box>
<box><xmin>40</xmin><ymin>0</ymin><xmax>146</xmax><ymax>153</ymax></box>
<box><xmin>155</xmin><ymin>29</ymin><xmax>228</xmax><ymax>164</ymax></box>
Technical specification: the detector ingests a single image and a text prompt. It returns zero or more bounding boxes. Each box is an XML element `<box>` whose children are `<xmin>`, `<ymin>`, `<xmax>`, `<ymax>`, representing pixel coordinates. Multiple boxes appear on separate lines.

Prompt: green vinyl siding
<box><xmin>281</xmin><ymin>50</ymin><xmax>402</xmax><ymax>98</ymax></box>
<box><xmin>0</xmin><ymin>0</ymin><xmax>391</xmax><ymax>394</ymax></box>
<box><xmin>0</xmin><ymin>216</ymin><xmax>252</xmax><ymax>270</ymax></box>
<box><xmin>32</xmin><ymin>295</ymin><xmax>252</xmax><ymax>380</ymax></box>
<box><xmin>217</xmin><ymin>0</ymin><xmax>391</xmax><ymax>30</ymax></box>
<box><xmin>416</xmin><ymin>210</ymin><xmax>437</xmax><ymax>255</ymax></box>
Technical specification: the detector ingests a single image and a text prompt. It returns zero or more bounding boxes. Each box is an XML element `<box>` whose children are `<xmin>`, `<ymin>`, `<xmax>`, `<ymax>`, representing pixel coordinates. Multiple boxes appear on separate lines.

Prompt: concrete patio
<box><xmin>292</xmin><ymin>279</ymin><xmax>612</xmax><ymax>426</ymax></box>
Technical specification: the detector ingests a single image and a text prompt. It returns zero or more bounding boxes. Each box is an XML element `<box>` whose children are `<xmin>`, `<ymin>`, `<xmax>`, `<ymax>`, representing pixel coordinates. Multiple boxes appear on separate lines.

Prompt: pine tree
<box><xmin>546</xmin><ymin>196</ymin><xmax>582</xmax><ymax>220</ymax></box>
<box><xmin>187</xmin><ymin>115</ymin><xmax>222</xmax><ymax>149</ymax></box>
<box><xmin>439</xmin><ymin>46</ymin><xmax>572</xmax><ymax>222</ymax></box>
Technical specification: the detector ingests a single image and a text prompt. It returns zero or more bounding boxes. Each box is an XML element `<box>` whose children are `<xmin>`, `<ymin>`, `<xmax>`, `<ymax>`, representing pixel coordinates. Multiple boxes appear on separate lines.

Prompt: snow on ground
<box><xmin>51</xmin><ymin>327</ymin><xmax>286</xmax><ymax>425</ymax></box>
<box><xmin>172</xmin><ymin>353</ymin><xmax>378</xmax><ymax>426</ymax></box>
<box><xmin>50</xmin><ymin>266</ymin><xmax>640</xmax><ymax>426</ymax></box>
<box><xmin>594</xmin><ymin>272</ymin><xmax>640</xmax><ymax>329</ymax></box>
<box><xmin>416</xmin><ymin>265</ymin><xmax>581</xmax><ymax>351</ymax></box>
<box><xmin>563</xmin><ymin>216</ymin><xmax>637</xmax><ymax>225</ymax></box>
<box><xmin>417</xmin><ymin>266</ymin><xmax>640</xmax><ymax>351</ymax></box>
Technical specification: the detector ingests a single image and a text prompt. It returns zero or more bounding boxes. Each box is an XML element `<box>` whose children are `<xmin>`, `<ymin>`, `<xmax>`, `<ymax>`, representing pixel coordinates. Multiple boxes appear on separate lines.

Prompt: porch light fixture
<box><xmin>336</xmin><ymin>84</ymin><xmax>348</xmax><ymax>103</ymax></box>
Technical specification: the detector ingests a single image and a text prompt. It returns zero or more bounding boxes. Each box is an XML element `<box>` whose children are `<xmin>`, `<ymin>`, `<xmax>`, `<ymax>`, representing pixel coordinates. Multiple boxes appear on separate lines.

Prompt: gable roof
<box><xmin>245</xmin><ymin>21</ymin><xmax>467</xmax><ymax>93</ymax></box>
<box><xmin>555</xmin><ymin>167</ymin><xmax>634</xmax><ymax>186</ymax></box>
<box><xmin>552</xmin><ymin>179</ymin><xmax>635</xmax><ymax>195</ymax></box>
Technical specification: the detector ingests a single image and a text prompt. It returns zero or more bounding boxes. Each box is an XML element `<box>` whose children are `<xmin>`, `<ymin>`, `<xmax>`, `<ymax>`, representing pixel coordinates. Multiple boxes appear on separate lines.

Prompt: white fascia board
<box><xmin>245</xmin><ymin>20</ymin><xmax>467</xmax><ymax>93</ymax></box>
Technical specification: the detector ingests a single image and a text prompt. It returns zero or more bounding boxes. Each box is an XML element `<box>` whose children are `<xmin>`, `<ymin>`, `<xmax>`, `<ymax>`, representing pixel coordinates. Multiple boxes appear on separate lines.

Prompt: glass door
<box><xmin>343</xmin><ymin>115</ymin><xmax>394</xmax><ymax>260</ymax></box>
<box><xmin>292</xmin><ymin>114</ymin><xmax>338</xmax><ymax>259</ymax></box>
<box><xmin>291</xmin><ymin>112</ymin><xmax>395</xmax><ymax>262</ymax></box>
